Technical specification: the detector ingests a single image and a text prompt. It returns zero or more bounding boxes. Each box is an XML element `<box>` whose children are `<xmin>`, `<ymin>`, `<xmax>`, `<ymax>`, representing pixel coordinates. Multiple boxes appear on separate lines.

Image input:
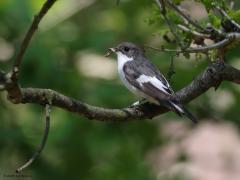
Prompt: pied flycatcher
<box><xmin>106</xmin><ymin>42</ymin><xmax>197</xmax><ymax>123</ymax></box>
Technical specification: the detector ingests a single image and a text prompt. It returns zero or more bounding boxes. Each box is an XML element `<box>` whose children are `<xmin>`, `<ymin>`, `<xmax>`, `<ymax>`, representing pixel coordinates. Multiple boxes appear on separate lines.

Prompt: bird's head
<box><xmin>105</xmin><ymin>42</ymin><xmax>144</xmax><ymax>59</ymax></box>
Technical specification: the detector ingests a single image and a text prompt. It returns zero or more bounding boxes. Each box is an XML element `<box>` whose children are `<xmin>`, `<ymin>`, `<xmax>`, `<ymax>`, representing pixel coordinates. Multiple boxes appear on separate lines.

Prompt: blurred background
<box><xmin>0</xmin><ymin>0</ymin><xmax>240</xmax><ymax>180</ymax></box>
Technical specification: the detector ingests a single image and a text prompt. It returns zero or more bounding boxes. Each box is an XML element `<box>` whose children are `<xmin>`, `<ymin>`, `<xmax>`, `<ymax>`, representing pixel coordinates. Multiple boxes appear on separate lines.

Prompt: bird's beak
<box><xmin>105</xmin><ymin>47</ymin><xmax>117</xmax><ymax>57</ymax></box>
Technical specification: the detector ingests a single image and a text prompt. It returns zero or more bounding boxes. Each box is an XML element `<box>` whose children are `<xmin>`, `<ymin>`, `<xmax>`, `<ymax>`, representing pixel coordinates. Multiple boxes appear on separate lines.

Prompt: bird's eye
<box><xmin>124</xmin><ymin>47</ymin><xmax>129</xmax><ymax>52</ymax></box>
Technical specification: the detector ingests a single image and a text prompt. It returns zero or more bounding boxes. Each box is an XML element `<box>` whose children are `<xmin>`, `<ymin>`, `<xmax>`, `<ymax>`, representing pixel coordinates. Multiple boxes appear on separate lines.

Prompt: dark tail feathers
<box><xmin>169</xmin><ymin>101</ymin><xmax>197</xmax><ymax>123</ymax></box>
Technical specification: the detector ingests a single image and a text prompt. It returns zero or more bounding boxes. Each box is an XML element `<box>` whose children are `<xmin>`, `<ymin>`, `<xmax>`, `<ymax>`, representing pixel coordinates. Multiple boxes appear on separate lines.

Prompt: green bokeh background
<box><xmin>0</xmin><ymin>0</ymin><xmax>240</xmax><ymax>180</ymax></box>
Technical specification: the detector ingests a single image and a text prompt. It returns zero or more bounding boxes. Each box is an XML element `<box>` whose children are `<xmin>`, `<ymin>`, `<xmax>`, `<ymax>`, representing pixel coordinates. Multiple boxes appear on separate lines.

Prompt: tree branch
<box><xmin>16</xmin><ymin>104</ymin><xmax>51</xmax><ymax>173</ymax></box>
<box><xmin>215</xmin><ymin>6</ymin><xmax>240</xmax><ymax>31</ymax></box>
<box><xmin>155</xmin><ymin>0</ymin><xmax>185</xmax><ymax>49</ymax></box>
<box><xmin>1</xmin><ymin>61</ymin><xmax>236</xmax><ymax>122</ymax></box>
<box><xmin>146</xmin><ymin>32</ymin><xmax>240</xmax><ymax>54</ymax></box>
<box><xmin>164</xmin><ymin>0</ymin><xmax>204</xmax><ymax>31</ymax></box>
<box><xmin>11</xmin><ymin>0</ymin><xmax>57</xmax><ymax>81</ymax></box>
<box><xmin>177</xmin><ymin>24</ymin><xmax>211</xmax><ymax>38</ymax></box>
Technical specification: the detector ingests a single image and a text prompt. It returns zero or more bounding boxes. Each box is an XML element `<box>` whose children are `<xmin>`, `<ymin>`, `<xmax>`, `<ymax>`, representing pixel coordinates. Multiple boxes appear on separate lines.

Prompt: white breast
<box><xmin>116</xmin><ymin>52</ymin><xmax>139</xmax><ymax>95</ymax></box>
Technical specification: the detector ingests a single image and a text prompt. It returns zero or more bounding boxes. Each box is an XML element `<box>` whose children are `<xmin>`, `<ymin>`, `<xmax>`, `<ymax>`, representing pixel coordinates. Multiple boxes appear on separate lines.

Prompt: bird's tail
<box><xmin>168</xmin><ymin>101</ymin><xmax>197</xmax><ymax>123</ymax></box>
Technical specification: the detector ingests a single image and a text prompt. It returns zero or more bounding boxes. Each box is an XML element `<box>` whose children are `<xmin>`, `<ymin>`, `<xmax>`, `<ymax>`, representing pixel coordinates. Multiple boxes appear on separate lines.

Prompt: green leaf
<box><xmin>229</xmin><ymin>10</ymin><xmax>240</xmax><ymax>24</ymax></box>
<box><xmin>208</xmin><ymin>13</ymin><xmax>221</xmax><ymax>28</ymax></box>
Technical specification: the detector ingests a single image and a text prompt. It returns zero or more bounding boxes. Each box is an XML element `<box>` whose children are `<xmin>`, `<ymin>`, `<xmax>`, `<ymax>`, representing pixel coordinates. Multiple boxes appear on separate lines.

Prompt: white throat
<box><xmin>116</xmin><ymin>52</ymin><xmax>133</xmax><ymax>70</ymax></box>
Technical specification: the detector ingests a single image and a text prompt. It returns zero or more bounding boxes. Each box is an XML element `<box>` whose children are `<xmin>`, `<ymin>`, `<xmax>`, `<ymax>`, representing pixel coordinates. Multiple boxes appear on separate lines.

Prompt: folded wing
<box><xmin>123</xmin><ymin>60</ymin><xmax>174</xmax><ymax>101</ymax></box>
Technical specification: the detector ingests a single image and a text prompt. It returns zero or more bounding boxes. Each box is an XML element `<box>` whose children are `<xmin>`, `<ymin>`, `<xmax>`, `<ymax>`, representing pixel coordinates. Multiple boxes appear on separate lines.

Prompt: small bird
<box><xmin>106</xmin><ymin>42</ymin><xmax>197</xmax><ymax>123</ymax></box>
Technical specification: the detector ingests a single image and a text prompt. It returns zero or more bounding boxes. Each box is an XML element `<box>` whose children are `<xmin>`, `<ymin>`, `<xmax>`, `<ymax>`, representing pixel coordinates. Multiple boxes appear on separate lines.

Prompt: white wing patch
<box><xmin>136</xmin><ymin>74</ymin><xmax>170</xmax><ymax>94</ymax></box>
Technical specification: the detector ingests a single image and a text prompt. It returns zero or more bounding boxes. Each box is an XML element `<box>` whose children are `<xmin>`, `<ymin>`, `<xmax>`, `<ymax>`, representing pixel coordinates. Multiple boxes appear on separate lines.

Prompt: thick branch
<box><xmin>176</xmin><ymin>61</ymin><xmax>240</xmax><ymax>102</ymax></box>
<box><xmin>8</xmin><ymin>61</ymin><xmax>238</xmax><ymax>122</ymax></box>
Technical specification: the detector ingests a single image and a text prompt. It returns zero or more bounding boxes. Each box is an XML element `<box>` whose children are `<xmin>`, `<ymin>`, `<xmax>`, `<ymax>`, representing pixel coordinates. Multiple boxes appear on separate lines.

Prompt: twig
<box><xmin>16</xmin><ymin>104</ymin><xmax>51</xmax><ymax>173</ymax></box>
<box><xmin>177</xmin><ymin>24</ymin><xmax>211</xmax><ymax>38</ymax></box>
<box><xmin>146</xmin><ymin>32</ymin><xmax>240</xmax><ymax>54</ymax></box>
<box><xmin>155</xmin><ymin>0</ymin><xmax>166</xmax><ymax>15</ymax></box>
<box><xmin>11</xmin><ymin>0</ymin><xmax>57</xmax><ymax>81</ymax></box>
<box><xmin>167</xmin><ymin>56</ymin><xmax>175</xmax><ymax>83</ymax></box>
<box><xmin>205</xmin><ymin>23</ymin><xmax>226</xmax><ymax>38</ymax></box>
<box><xmin>215</xmin><ymin>6</ymin><xmax>240</xmax><ymax>31</ymax></box>
<box><xmin>155</xmin><ymin>0</ymin><xmax>185</xmax><ymax>49</ymax></box>
<box><xmin>145</xmin><ymin>45</ymin><xmax>181</xmax><ymax>53</ymax></box>
<box><xmin>164</xmin><ymin>0</ymin><xmax>204</xmax><ymax>31</ymax></box>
